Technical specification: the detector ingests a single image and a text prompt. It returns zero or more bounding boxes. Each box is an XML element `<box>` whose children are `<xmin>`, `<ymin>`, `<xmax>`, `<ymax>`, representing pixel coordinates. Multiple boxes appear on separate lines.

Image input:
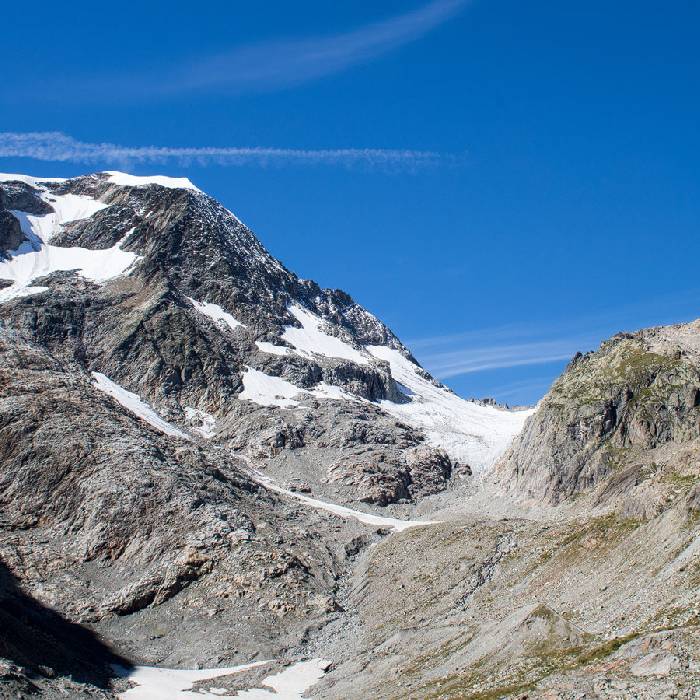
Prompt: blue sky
<box><xmin>2</xmin><ymin>0</ymin><xmax>699</xmax><ymax>405</ymax></box>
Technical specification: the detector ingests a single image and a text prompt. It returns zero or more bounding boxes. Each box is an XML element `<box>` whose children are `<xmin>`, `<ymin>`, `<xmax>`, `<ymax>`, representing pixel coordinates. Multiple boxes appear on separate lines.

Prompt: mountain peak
<box><xmin>0</xmin><ymin>170</ymin><xmax>529</xmax><ymax>488</ymax></box>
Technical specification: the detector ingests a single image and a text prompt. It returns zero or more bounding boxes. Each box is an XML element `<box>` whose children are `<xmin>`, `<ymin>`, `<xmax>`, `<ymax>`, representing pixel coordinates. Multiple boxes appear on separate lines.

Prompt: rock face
<box><xmin>497</xmin><ymin>321</ymin><xmax>700</xmax><ymax>507</ymax></box>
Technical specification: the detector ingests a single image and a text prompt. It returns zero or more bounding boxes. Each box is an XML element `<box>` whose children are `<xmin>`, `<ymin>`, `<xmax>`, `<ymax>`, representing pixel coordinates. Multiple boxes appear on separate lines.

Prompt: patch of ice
<box><xmin>113</xmin><ymin>661</ymin><xmax>268</xmax><ymax>700</ymax></box>
<box><xmin>189</xmin><ymin>297</ymin><xmax>245</xmax><ymax>332</ymax></box>
<box><xmin>184</xmin><ymin>406</ymin><xmax>217</xmax><ymax>438</ymax></box>
<box><xmin>105</xmin><ymin>171</ymin><xmax>200</xmax><ymax>191</ymax></box>
<box><xmin>0</xmin><ymin>207</ymin><xmax>137</xmax><ymax>302</ymax></box>
<box><xmin>92</xmin><ymin>372</ymin><xmax>190</xmax><ymax>440</ymax></box>
<box><xmin>256</xmin><ymin>340</ymin><xmax>291</xmax><ymax>356</ymax></box>
<box><xmin>7</xmin><ymin>190</ymin><xmax>108</xmax><ymax>244</ymax></box>
<box><xmin>38</xmin><ymin>194</ymin><xmax>110</xmax><ymax>241</ymax></box>
<box><xmin>2</xmin><ymin>219</ymin><xmax>136</xmax><ymax>280</ymax></box>
<box><xmin>282</xmin><ymin>305</ymin><xmax>369</xmax><ymax>365</ymax></box>
<box><xmin>366</xmin><ymin>345</ymin><xmax>534</xmax><ymax>471</ymax></box>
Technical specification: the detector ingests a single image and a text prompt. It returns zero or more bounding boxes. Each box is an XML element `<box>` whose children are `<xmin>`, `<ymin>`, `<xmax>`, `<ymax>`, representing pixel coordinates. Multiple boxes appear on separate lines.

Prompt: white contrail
<box><xmin>0</xmin><ymin>132</ymin><xmax>445</xmax><ymax>170</ymax></box>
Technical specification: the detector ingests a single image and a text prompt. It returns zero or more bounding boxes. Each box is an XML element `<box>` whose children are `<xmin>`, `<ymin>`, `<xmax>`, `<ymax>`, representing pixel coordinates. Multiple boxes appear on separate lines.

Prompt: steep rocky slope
<box><xmin>0</xmin><ymin>172</ymin><xmax>528</xmax><ymax>508</ymax></box>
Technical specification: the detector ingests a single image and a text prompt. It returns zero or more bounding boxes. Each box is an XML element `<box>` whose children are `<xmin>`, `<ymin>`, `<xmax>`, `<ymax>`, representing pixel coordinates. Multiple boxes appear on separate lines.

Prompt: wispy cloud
<box><xmin>19</xmin><ymin>0</ymin><xmax>469</xmax><ymax>102</ymax></box>
<box><xmin>420</xmin><ymin>338</ymin><xmax>590</xmax><ymax>378</ymax></box>
<box><xmin>0</xmin><ymin>132</ymin><xmax>445</xmax><ymax>170</ymax></box>
<box><xmin>172</xmin><ymin>0</ymin><xmax>469</xmax><ymax>94</ymax></box>
<box><xmin>410</xmin><ymin>291</ymin><xmax>700</xmax><ymax>384</ymax></box>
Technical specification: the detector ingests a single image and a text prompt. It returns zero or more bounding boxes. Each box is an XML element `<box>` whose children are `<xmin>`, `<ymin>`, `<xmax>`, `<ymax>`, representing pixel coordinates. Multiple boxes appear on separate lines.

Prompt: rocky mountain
<box><xmin>0</xmin><ymin>171</ymin><xmax>528</xmax><ymax>505</ymax></box>
<box><xmin>496</xmin><ymin>320</ymin><xmax>700</xmax><ymax>516</ymax></box>
<box><xmin>0</xmin><ymin>171</ymin><xmax>698</xmax><ymax>699</ymax></box>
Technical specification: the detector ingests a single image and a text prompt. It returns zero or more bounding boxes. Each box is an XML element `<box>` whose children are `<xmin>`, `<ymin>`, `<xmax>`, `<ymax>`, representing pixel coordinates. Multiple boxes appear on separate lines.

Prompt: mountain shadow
<box><xmin>0</xmin><ymin>558</ymin><xmax>132</xmax><ymax>689</ymax></box>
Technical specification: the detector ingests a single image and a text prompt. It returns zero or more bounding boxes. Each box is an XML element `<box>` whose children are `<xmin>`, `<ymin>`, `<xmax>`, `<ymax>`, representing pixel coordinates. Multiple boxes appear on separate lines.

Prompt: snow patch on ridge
<box><xmin>105</xmin><ymin>171</ymin><xmax>200</xmax><ymax>191</ymax></box>
<box><xmin>256</xmin><ymin>340</ymin><xmax>291</xmax><ymax>356</ymax></box>
<box><xmin>184</xmin><ymin>406</ymin><xmax>217</xmax><ymax>438</ymax></box>
<box><xmin>282</xmin><ymin>305</ymin><xmax>369</xmax><ymax>365</ymax></box>
<box><xmin>239</xmin><ymin>367</ymin><xmax>356</xmax><ymax>408</ymax></box>
<box><xmin>189</xmin><ymin>297</ymin><xmax>245</xmax><ymax>332</ymax></box>
<box><xmin>239</xmin><ymin>368</ymin><xmax>302</xmax><ymax>408</ymax></box>
<box><xmin>92</xmin><ymin>372</ymin><xmax>190</xmax><ymax>440</ymax></box>
<box><xmin>0</xmin><ymin>195</ymin><xmax>137</xmax><ymax>302</ymax></box>
<box><xmin>366</xmin><ymin>345</ymin><xmax>534</xmax><ymax>471</ymax></box>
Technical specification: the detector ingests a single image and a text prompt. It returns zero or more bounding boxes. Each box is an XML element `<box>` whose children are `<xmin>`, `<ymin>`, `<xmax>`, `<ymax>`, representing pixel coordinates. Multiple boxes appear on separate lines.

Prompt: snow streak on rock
<box><xmin>282</xmin><ymin>304</ymin><xmax>370</xmax><ymax>365</ymax></box>
<box><xmin>251</xmin><ymin>468</ymin><xmax>438</xmax><ymax>532</ymax></box>
<box><xmin>92</xmin><ymin>372</ymin><xmax>191</xmax><ymax>440</ymax></box>
<box><xmin>188</xmin><ymin>297</ymin><xmax>245</xmax><ymax>332</ymax></box>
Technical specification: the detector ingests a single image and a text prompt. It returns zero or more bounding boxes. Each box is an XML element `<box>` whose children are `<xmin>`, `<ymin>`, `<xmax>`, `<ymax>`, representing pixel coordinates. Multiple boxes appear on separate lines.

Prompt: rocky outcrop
<box><xmin>0</xmin><ymin>211</ymin><xmax>25</xmax><ymax>257</ymax></box>
<box><xmin>497</xmin><ymin>321</ymin><xmax>700</xmax><ymax>506</ymax></box>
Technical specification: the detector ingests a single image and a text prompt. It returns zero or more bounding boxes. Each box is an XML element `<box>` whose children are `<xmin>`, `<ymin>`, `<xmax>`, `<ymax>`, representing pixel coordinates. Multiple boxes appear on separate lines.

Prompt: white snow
<box><xmin>113</xmin><ymin>661</ymin><xmax>267</xmax><ymax>700</ymax></box>
<box><xmin>189</xmin><ymin>297</ymin><xmax>245</xmax><ymax>332</ymax></box>
<box><xmin>184</xmin><ymin>406</ymin><xmax>217</xmax><ymax>438</ymax></box>
<box><xmin>115</xmin><ymin>659</ymin><xmax>328</xmax><ymax>700</ymax></box>
<box><xmin>239</xmin><ymin>368</ymin><xmax>303</xmax><ymax>408</ymax></box>
<box><xmin>309</xmin><ymin>382</ymin><xmax>356</xmax><ymax>401</ymax></box>
<box><xmin>35</xmin><ymin>193</ymin><xmax>109</xmax><ymax>240</ymax></box>
<box><xmin>282</xmin><ymin>305</ymin><xmax>369</xmax><ymax>365</ymax></box>
<box><xmin>0</xmin><ymin>192</ymin><xmax>137</xmax><ymax>303</ymax></box>
<box><xmin>92</xmin><ymin>372</ymin><xmax>190</xmax><ymax>440</ymax></box>
<box><xmin>105</xmin><ymin>171</ymin><xmax>200</xmax><ymax>191</ymax></box>
<box><xmin>256</xmin><ymin>340</ymin><xmax>291</xmax><ymax>356</ymax></box>
<box><xmin>239</xmin><ymin>368</ymin><xmax>357</xmax><ymax>409</ymax></box>
<box><xmin>0</xmin><ymin>173</ymin><xmax>66</xmax><ymax>186</ymax></box>
<box><xmin>232</xmin><ymin>659</ymin><xmax>330</xmax><ymax>700</ymax></box>
<box><xmin>366</xmin><ymin>345</ymin><xmax>534</xmax><ymax>471</ymax></box>
<box><xmin>250</xmin><ymin>467</ymin><xmax>437</xmax><ymax>532</ymax></box>
<box><xmin>0</xmin><ymin>285</ymin><xmax>49</xmax><ymax>303</ymax></box>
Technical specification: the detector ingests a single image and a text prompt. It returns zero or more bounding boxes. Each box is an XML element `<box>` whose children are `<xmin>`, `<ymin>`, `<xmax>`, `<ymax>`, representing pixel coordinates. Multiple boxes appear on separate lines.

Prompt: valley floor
<box><xmin>112</xmin><ymin>473</ymin><xmax>700</xmax><ymax>700</ymax></box>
